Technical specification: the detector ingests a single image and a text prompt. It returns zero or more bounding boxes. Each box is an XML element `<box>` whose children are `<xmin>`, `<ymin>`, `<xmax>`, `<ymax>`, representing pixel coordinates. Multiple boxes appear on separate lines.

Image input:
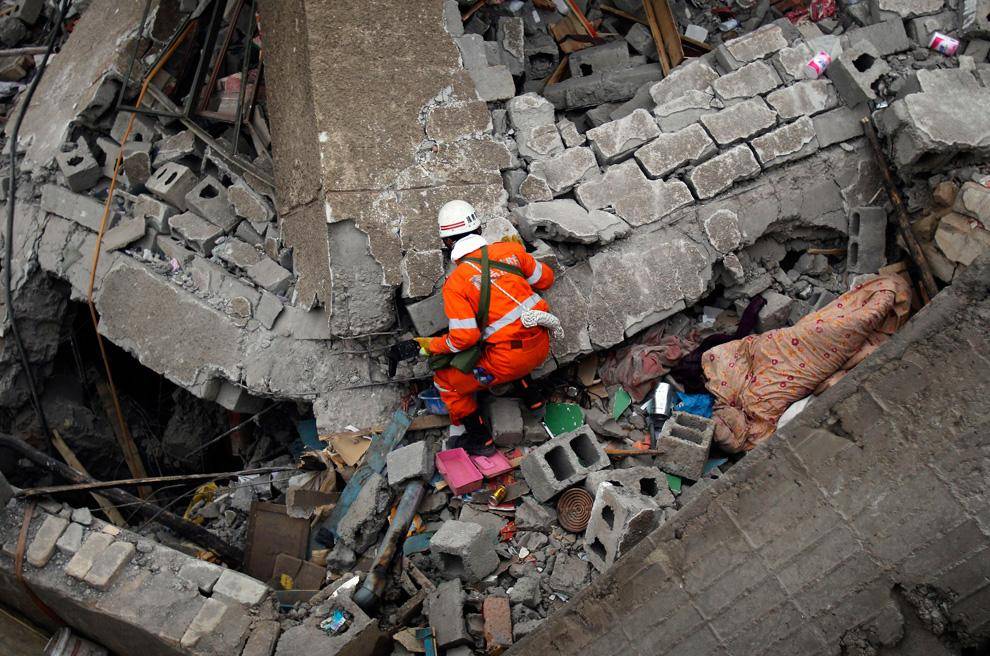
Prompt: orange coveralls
<box><xmin>428</xmin><ymin>241</ymin><xmax>555</xmax><ymax>424</ymax></box>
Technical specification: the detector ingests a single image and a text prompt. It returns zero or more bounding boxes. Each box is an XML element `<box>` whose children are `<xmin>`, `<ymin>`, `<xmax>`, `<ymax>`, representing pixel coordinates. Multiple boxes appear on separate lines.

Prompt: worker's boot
<box><xmin>514</xmin><ymin>375</ymin><xmax>545</xmax><ymax>414</ymax></box>
<box><xmin>451</xmin><ymin>411</ymin><xmax>496</xmax><ymax>456</ymax></box>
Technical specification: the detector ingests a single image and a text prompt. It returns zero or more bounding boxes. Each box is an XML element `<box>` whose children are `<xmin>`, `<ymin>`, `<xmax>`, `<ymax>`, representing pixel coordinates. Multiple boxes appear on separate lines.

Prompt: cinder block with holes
<box><xmin>847</xmin><ymin>206</ymin><xmax>888</xmax><ymax>274</ymax></box>
<box><xmin>55</xmin><ymin>139</ymin><xmax>100</xmax><ymax>192</ymax></box>
<box><xmin>825</xmin><ymin>41</ymin><xmax>890</xmax><ymax>107</ymax></box>
<box><xmin>430</xmin><ymin>520</ymin><xmax>499</xmax><ymax>582</ymax></box>
<box><xmin>584</xmin><ymin>466</ymin><xmax>675</xmax><ymax>507</ymax></box>
<box><xmin>110</xmin><ymin>111</ymin><xmax>158</xmax><ymax>146</ymax></box>
<box><xmin>185</xmin><ymin>175</ymin><xmax>238</xmax><ymax>231</ymax></box>
<box><xmin>584</xmin><ymin>482</ymin><xmax>661</xmax><ymax>572</ymax></box>
<box><xmin>655</xmin><ymin>411</ymin><xmax>714</xmax><ymax>480</ymax></box>
<box><xmin>147</xmin><ymin>162</ymin><xmax>199</xmax><ymax>210</ymax></box>
<box><xmin>520</xmin><ymin>425</ymin><xmax>610</xmax><ymax>502</ymax></box>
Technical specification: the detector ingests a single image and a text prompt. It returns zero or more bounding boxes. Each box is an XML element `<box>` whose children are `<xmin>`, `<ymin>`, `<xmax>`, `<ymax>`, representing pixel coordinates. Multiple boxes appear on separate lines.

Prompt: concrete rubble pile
<box><xmin>2</xmin><ymin>0</ymin><xmax>990</xmax><ymax>655</ymax></box>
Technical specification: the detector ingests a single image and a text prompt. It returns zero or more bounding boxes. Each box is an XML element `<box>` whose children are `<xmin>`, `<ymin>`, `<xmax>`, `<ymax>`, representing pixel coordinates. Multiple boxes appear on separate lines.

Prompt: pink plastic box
<box><xmin>435</xmin><ymin>448</ymin><xmax>483</xmax><ymax>495</ymax></box>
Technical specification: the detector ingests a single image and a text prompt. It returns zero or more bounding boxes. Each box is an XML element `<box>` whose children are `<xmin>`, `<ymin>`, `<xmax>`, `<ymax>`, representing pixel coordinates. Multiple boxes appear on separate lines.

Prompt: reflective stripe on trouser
<box><xmin>433</xmin><ymin>329</ymin><xmax>550</xmax><ymax>424</ymax></box>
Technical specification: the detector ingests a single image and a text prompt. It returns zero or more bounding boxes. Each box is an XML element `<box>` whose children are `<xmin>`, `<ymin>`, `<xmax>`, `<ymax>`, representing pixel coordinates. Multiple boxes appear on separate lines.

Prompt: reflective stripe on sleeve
<box><xmin>445</xmin><ymin>336</ymin><xmax>463</xmax><ymax>353</ymax></box>
<box><xmin>526</xmin><ymin>261</ymin><xmax>544</xmax><ymax>285</ymax></box>
<box><xmin>448</xmin><ymin>317</ymin><xmax>478</xmax><ymax>330</ymax></box>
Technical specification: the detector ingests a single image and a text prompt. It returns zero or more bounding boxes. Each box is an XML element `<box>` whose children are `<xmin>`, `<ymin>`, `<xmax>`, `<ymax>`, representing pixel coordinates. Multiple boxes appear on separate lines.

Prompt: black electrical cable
<box><xmin>4</xmin><ymin>0</ymin><xmax>72</xmax><ymax>441</ymax></box>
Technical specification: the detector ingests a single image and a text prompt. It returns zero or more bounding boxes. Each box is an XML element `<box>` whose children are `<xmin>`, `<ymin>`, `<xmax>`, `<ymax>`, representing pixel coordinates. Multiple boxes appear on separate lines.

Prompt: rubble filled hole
<box><xmin>638</xmin><ymin>478</ymin><xmax>659</xmax><ymax>497</ymax></box>
<box><xmin>850</xmin><ymin>211</ymin><xmax>861</xmax><ymax>234</ymax></box>
<box><xmin>589</xmin><ymin>537</ymin><xmax>607</xmax><ymax>561</ymax></box>
<box><xmin>580</xmin><ymin>63</ymin><xmax>594</xmax><ymax>76</ymax></box>
<box><xmin>853</xmin><ymin>53</ymin><xmax>876</xmax><ymax>72</ymax></box>
<box><xmin>602</xmin><ymin>505</ymin><xmax>615</xmax><ymax>530</ymax></box>
<box><xmin>200</xmin><ymin>184</ymin><xmax>220</xmax><ymax>199</ymax></box>
<box><xmin>439</xmin><ymin>553</ymin><xmax>467</xmax><ymax>578</ymax></box>
<box><xmin>670</xmin><ymin>425</ymin><xmax>704</xmax><ymax>445</ymax></box>
<box><xmin>570</xmin><ymin>432</ymin><xmax>600</xmax><ymax>467</ymax></box>
<box><xmin>678</xmin><ymin>413</ymin><xmax>709</xmax><ymax>431</ymax></box>
<box><xmin>546</xmin><ymin>445</ymin><xmax>576</xmax><ymax>481</ymax></box>
<box><xmin>67</xmin><ymin>155</ymin><xmax>83</xmax><ymax>166</ymax></box>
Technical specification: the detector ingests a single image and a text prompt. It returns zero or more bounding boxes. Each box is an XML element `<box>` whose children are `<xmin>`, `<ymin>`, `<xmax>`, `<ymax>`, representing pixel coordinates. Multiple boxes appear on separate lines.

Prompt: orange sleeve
<box><xmin>428</xmin><ymin>276</ymin><xmax>480</xmax><ymax>355</ymax></box>
<box><xmin>515</xmin><ymin>248</ymin><xmax>555</xmax><ymax>291</ymax></box>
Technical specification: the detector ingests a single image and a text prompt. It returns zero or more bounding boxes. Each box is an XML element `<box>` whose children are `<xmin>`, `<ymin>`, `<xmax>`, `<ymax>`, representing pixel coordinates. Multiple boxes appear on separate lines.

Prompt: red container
<box><xmin>435</xmin><ymin>448</ymin><xmax>483</xmax><ymax>495</ymax></box>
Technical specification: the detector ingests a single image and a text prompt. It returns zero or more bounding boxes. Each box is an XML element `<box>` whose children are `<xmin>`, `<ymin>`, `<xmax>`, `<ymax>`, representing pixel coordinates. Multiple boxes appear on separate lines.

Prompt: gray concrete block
<box><xmin>529</xmin><ymin>146</ymin><xmax>598</xmax><ymax>195</ymax></box>
<box><xmin>406</xmin><ymin>293</ymin><xmax>446</xmax><ymax>335</ymax></box>
<box><xmin>954</xmin><ymin>181</ymin><xmax>990</xmax><ymax>223</ymax></box>
<box><xmin>242</xmin><ymin>620</ymin><xmax>281</xmax><ymax>656</ymax></box>
<box><xmin>147</xmin><ymin>162</ymin><xmax>199</xmax><ymax>211</ymax></box>
<box><xmin>428</xmin><ymin>578</ymin><xmax>470</xmax><ymax>648</ymax></box>
<box><xmin>40</xmin><ymin>184</ymin><xmax>107</xmax><ymax>232</ymax></box>
<box><xmin>750</xmin><ymin>116</ymin><xmax>819</xmax><ymax>169</ymax></box>
<box><xmin>154</xmin><ymin>130</ymin><xmax>199</xmax><ymax>166</ymax></box>
<box><xmin>168</xmin><ymin>212</ymin><xmax>224</xmax><ymax>255</ymax></box>
<box><xmin>507</xmin><ymin>93</ymin><xmax>555</xmax><ymax>133</ymax></box>
<box><xmin>488</xmin><ymin>396</ymin><xmax>524</xmax><ymax>447</ymax></box>
<box><xmin>121</xmin><ymin>142</ymin><xmax>152</xmax><ymax>189</ymax></box>
<box><xmin>625</xmin><ymin>23</ymin><xmax>656</xmax><ymax>60</ymax></box>
<box><xmin>185</xmin><ymin>175</ymin><xmax>238</xmax><ymax>231</ymax></box>
<box><xmin>386</xmin><ymin>440</ymin><xmax>434</xmax><ymax>485</ymax></box>
<box><xmin>431</xmin><ymin>520</ymin><xmax>499</xmax><ymax>581</ymax></box>
<box><xmin>653</xmin><ymin>89</ymin><xmax>722</xmax><ymax>132</ymax></box>
<box><xmin>228</xmin><ymin>180</ymin><xmax>273</xmax><ymax>228</ymax></box>
<box><xmin>585</xmin><ymin>466</ymin><xmax>675</xmax><ymax>507</ymax></box>
<box><xmin>513</xmin><ymin>199</ymin><xmax>629</xmax><ymax>245</ymax></box>
<box><xmin>178</xmin><ymin>558</ymin><xmax>225</xmax><ymax>594</ymax></box>
<box><xmin>699</xmin><ymin>97</ymin><xmax>778</xmax><ymax>146</ymax></box>
<box><xmin>215</xmin><ymin>238</ymin><xmax>262</xmax><ymax>270</ymax></box>
<box><xmin>719</xmin><ymin>24</ymin><xmax>789</xmax><ymax>69</ymax></box>
<box><xmin>55</xmin><ymin>138</ymin><xmax>100</xmax><ymax>192</ymax></box>
<box><xmin>557</xmin><ymin>119</ymin><xmax>585</xmax><ymax>147</ymax></box>
<box><xmin>518</xmin><ymin>173</ymin><xmax>552</xmax><ymax>202</ymax></box>
<box><xmin>181</xmin><ymin>597</ymin><xmax>229</xmax><ymax>649</ymax></box>
<box><xmin>906</xmin><ymin>9</ymin><xmax>957</xmax><ymax>43</ymax></box>
<box><xmin>584</xmin><ymin>482</ymin><xmax>661</xmax><ymax>572</ymax></box>
<box><xmin>686</xmin><ymin>144</ymin><xmax>761</xmax><ymax>200</ymax></box>
<box><xmin>608</xmin><ymin>81</ymin><xmax>656</xmax><ymax>121</ymax></box>
<box><xmin>813</xmin><ymin>106</ymin><xmax>866</xmax><ymax>147</ymax></box>
<box><xmin>336</xmin><ymin>472</ymin><xmax>390</xmax><ymax>553</ymax></box>
<box><xmin>765</xmin><ymin>80</ymin><xmax>839</xmax><ymax>119</ymax></box>
<box><xmin>455</xmin><ymin>34</ymin><xmax>488</xmax><ymax>70</ymax></box>
<box><xmin>772</xmin><ymin>43</ymin><xmax>815</xmax><ymax>83</ymax></box>
<box><xmin>847</xmin><ymin>207</ymin><xmax>888</xmax><ymax>274</ymax></box>
<box><xmin>586</xmin><ymin>108</ymin><xmax>660</xmax><ymax>164</ymax></box>
<box><xmin>569</xmin><ymin>41</ymin><xmax>631</xmax><ymax>78</ymax></box>
<box><xmin>520</xmin><ymin>425</ymin><xmax>610</xmax><ymax>502</ymax></box>
<box><xmin>842</xmin><ymin>18</ymin><xmax>911</xmax><ymax>56</ymax></box>
<box><xmin>133</xmin><ymin>194</ymin><xmax>176</xmax><ymax>233</ymax></box>
<box><xmin>110</xmin><ymin>111</ymin><xmax>158</xmax><ymax>146</ymax></box>
<box><xmin>101</xmin><ymin>218</ymin><xmax>146</xmax><ymax>252</ymax></box>
<box><xmin>711</xmin><ymin>61</ymin><xmax>782</xmax><ymax>101</ymax></box>
<box><xmin>575</xmin><ymin>159</ymin><xmax>694</xmax><ymax>227</ymax></box>
<box><xmin>55</xmin><ymin>521</ymin><xmax>83</xmax><ymax>555</ymax></box>
<box><xmin>826</xmin><ymin>41</ymin><xmax>890</xmax><ymax>107</ymax></box>
<box><xmin>544</xmin><ymin>63</ymin><xmax>663</xmax><ymax>110</ymax></box>
<box><xmin>497</xmin><ymin>17</ymin><xmax>525</xmax><ymax>75</ymax></box>
<box><xmin>83</xmin><ymin>540</ymin><xmax>135</xmax><ymax>589</ymax></box>
<box><xmin>247</xmin><ymin>257</ymin><xmax>293</xmax><ymax>294</ymax></box>
<box><xmin>516</xmin><ymin>123</ymin><xmax>564</xmax><ymax>161</ymax></box>
<box><xmin>871</xmin><ymin>0</ymin><xmax>945</xmax><ymax>20</ymax></box>
<box><xmin>26</xmin><ymin>514</ymin><xmax>68</xmax><ymax>567</ymax></box>
<box><xmin>469</xmin><ymin>65</ymin><xmax>516</xmax><ymax>102</ymax></box>
<box><xmin>11</xmin><ymin>0</ymin><xmax>43</xmax><ymax>25</ymax></box>
<box><xmin>757</xmin><ymin>290</ymin><xmax>794</xmax><ymax>331</ymax></box>
<box><xmin>65</xmin><ymin>531</ymin><xmax>114</xmax><ymax>579</ymax></box>
<box><xmin>656</xmin><ymin>411</ymin><xmax>714</xmax><ymax>480</ymax></box>
<box><xmin>213</xmin><ymin>569</ymin><xmax>270</xmax><ymax>607</ymax></box>
<box><xmin>635</xmin><ymin>123</ymin><xmax>718</xmax><ymax>178</ymax></box>
<box><xmin>649</xmin><ymin>60</ymin><xmax>719</xmax><ymax>106</ymax></box>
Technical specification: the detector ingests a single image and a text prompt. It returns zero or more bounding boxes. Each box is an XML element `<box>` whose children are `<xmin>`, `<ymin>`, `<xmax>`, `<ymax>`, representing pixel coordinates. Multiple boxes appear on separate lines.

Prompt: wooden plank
<box><xmin>543</xmin><ymin>54</ymin><xmax>570</xmax><ymax>90</ymax></box>
<box><xmin>642</xmin><ymin>0</ymin><xmax>671</xmax><ymax>75</ymax></box>
<box><xmin>563</xmin><ymin>0</ymin><xmax>600</xmax><ymax>39</ymax></box>
<box><xmin>601</xmin><ymin>5</ymin><xmax>649</xmax><ymax>25</ymax></box>
<box><xmin>18</xmin><ymin>466</ymin><xmax>294</xmax><ymax>496</ymax></box>
<box><xmin>461</xmin><ymin>0</ymin><xmax>485</xmax><ymax>21</ymax></box>
<box><xmin>319</xmin><ymin>414</ymin><xmax>449</xmax><ymax>443</ymax></box>
<box><xmin>93</xmin><ymin>380</ymin><xmax>151</xmax><ymax>498</ymax></box>
<box><xmin>50</xmin><ymin>430</ymin><xmax>127</xmax><ymax>527</ymax></box>
<box><xmin>651</xmin><ymin>0</ymin><xmax>685</xmax><ymax>69</ymax></box>
<box><xmin>681</xmin><ymin>34</ymin><xmax>712</xmax><ymax>53</ymax></box>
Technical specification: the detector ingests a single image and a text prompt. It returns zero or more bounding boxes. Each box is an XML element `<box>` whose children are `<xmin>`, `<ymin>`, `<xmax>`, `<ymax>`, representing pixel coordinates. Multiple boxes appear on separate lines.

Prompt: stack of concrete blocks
<box><xmin>430</xmin><ymin>520</ymin><xmax>500</xmax><ymax>582</ymax></box>
<box><xmin>520</xmin><ymin>426</ymin><xmax>611</xmax><ymax>502</ymax></box>
<box><xmin>847</xmin><ymin>207</ymin><xmax>889</xmax><ymax>273</ymax></box>
<box><xmin>656</xmin><ymin>411</ymin><xmax>715</xmax><ymax>480</ymax></box>
<box><xmin>0</xmin><ymin>500</ymin><xmax>269</xmax><ymax>655</ymax></box>
<box><xmin>584</xmin><ymin>482</ymin><xmax>663</xmax><ymax>572</ymax></box>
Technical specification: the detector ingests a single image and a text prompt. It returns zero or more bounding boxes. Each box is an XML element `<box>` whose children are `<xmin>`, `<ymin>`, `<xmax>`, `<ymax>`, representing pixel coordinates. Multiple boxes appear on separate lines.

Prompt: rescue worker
<box><xmin>414</xmin><ymin>200</ymin><xmax>556</xmax><ymax>456</ymax></box>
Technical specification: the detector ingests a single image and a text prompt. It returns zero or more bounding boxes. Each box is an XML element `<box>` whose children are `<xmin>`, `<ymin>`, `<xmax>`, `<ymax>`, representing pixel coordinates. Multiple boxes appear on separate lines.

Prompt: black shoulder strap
<box><xmin>477</xmin><ymin>246</ymin><xmax>491</xmax><ymax>332</ymax></box>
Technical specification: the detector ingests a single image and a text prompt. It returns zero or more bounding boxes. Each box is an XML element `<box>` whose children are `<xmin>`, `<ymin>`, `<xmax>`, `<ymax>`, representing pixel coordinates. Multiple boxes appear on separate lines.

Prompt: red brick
<box><xmin>483</xmin><ymin>595</ymin><xmax>513</xmax><ymax>655</ymax></box>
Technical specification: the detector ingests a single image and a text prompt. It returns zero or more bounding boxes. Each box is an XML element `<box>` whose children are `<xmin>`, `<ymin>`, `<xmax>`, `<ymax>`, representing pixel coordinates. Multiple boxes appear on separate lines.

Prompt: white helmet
<box><xmin>437</xmin><ymin>200</ymin><xmax>481</xmax><ymax>239</ymax></box>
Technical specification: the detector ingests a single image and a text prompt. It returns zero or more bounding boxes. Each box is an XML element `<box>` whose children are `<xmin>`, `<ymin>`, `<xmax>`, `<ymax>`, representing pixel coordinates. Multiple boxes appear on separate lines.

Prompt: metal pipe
<box><xmin>353</xmin><ymin>479</ymin><xmax>426</xmax><ymax>612</ymax></box>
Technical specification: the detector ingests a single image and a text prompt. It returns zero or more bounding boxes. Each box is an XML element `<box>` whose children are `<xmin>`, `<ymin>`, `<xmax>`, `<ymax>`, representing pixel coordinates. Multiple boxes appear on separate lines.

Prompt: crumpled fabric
<box><xmin>703</xmin><ymin>275</ymin><xmax>913</xmax><ymax>452</ymax></box>
<box><xmin>600</xmin><ymin>323</ymin><xmax>699</xmax><ymax>402</ymax></box>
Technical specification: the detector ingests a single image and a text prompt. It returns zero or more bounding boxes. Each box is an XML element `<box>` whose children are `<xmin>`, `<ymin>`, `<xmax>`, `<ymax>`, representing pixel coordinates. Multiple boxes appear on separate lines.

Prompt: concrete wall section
<box><xmin>509</xmin><ymin>254</ymin><xmax>990</xmax><ymax>656</ymax></box>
